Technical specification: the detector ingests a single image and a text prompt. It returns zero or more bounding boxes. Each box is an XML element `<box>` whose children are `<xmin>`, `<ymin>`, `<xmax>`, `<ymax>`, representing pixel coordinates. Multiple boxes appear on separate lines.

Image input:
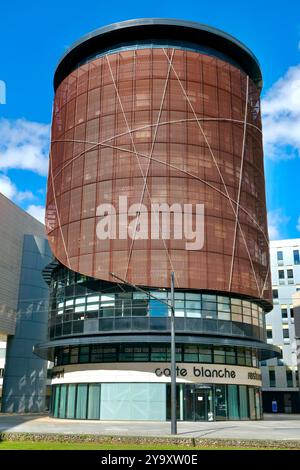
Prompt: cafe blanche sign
<box><xmin>52</xmin><ymin>362</ymin><xmax>262</xmax><ymax>387</ymax></box>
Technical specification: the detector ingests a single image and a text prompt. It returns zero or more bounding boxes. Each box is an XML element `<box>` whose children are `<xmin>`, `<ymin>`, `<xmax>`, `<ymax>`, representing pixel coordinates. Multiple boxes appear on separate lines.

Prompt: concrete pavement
<box><xmin>1</xmin><ymin>414</ymin><xmax>300</xmax><ymax>441</ymax></box>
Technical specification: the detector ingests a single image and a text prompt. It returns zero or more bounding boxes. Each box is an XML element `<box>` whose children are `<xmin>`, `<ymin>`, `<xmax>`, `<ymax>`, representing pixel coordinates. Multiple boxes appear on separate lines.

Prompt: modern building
<box><xmin>261</xmin><ymin>239</ymin><xmax>300</xmax><ymax>413</ymax></box>
<box><xmin>293</xmin><ymin>291</ymin><xmax>300</xmax><ymax>396</ymax></box>
<box><xmin>0</xmin><ymin>192</ymin><xmax>52</xmax><ymax>412</ymax></box>
<box><xmin>36</xmin><ymin>19</ymin><xmax>279</xmax><ymax>421</ymax></box>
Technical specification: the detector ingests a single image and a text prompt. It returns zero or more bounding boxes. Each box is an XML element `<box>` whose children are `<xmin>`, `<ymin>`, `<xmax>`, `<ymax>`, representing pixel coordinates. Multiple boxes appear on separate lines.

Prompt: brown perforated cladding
<box><xmin>46</xmin><ymin>48</ymin><xmax>272</xmax><ymax>306</ymax></box>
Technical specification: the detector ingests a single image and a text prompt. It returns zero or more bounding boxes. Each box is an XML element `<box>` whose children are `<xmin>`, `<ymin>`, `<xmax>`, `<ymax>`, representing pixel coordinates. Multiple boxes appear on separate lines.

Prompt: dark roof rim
<box><xmin>54</xmin><ymin>18</ymin><xmax>262</xmax><ymax>91</ymax></box>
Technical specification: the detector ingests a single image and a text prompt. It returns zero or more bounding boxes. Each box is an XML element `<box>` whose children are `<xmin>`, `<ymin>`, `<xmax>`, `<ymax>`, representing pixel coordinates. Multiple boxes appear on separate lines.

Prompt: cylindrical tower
<box><xmin>38</xmin><ymin>19</ymin><xmax>279</xmax><ymax>422</ymax></box>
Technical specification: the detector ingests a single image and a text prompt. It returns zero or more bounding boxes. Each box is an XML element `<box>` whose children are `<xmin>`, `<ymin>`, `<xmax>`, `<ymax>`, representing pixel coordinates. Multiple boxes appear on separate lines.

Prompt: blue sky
<box><xmin>0</xmin><ymin>0</ymin><xmax>299</xmax><ymax>239</ymax></box>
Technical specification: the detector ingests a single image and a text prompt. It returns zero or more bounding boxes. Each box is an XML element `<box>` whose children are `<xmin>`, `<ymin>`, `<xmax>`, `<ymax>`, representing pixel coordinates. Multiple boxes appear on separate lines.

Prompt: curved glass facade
<box><xmin>49</xmin><ymin>266</ymin><xmax>266</xmax><ymax>341</ymax></box>
<box><xmin>51</xmin><ymin>382</ymin><xmax>262</xmax><ymax>421</ymax></box>
<box><xmin>53</xmin><ymin>342</ymin><xmax>259</xmax><ymax>367</ymax></box>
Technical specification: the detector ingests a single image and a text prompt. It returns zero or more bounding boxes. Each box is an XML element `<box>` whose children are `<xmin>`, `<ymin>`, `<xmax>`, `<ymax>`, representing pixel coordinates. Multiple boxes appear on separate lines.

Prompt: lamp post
<box><xmin>170</xmin><ymin>271</ymin><xmax>177</xmax><ymax>435</ymax></box>
<box><xmin>110</xmin><ymin>271</ymin><xmax>177</xmax><ymax>435</ymax></box>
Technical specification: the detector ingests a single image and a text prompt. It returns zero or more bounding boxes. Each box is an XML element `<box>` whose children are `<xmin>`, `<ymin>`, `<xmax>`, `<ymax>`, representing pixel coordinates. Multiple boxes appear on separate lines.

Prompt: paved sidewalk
<box><xmin>0</xmin><ymin>413</ymin><xmax>300</xmax><ymax>440</ymax></box>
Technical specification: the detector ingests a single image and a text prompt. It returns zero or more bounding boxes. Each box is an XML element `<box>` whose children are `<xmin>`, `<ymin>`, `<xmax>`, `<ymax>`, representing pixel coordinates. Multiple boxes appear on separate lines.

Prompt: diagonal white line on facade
<box><xmin>229</xmin><ymin>76</ymin><xmax>249</xmax><ymax>291</ymax></box>
<box><xmin>49</xmin><ymin>149</ymin><xmax>71</xmax><ymax>269</ymax></box>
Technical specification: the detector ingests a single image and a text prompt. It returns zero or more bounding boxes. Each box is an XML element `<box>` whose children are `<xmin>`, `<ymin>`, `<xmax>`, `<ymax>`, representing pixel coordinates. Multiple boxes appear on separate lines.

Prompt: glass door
<box><xmin>194</xmin><ymin>386</ymin><xmax>213</xmax><ymax>421</ymax></box>
<box><xmin>183</xmin><ymin>385</ymin><xmax>213</xmax><ymax>421</ymax></box>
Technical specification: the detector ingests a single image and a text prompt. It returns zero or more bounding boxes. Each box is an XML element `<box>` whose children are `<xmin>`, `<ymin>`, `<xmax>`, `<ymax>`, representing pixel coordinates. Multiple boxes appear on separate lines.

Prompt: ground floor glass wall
<box><xmin>51</xmin><ymin>382</ymin><xmax>262</xmax><ymax>421</ymax></box>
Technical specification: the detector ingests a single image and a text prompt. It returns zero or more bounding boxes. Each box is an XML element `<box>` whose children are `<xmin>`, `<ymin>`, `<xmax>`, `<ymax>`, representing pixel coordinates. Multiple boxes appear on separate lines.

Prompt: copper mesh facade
<box><xmin>46</xmin><ymin>45</ymin><xmax>271</xmax><ymax>307</ymax></box>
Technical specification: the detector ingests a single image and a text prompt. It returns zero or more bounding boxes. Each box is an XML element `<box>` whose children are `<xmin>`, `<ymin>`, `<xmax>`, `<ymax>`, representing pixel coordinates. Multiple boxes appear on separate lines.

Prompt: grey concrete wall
<box><xmin>0</xmin><ymin>194</ymin><xmax>45</xmax><ymax>314</ymax></box>
<box><xmin>1</xmin><ymin>235</ymin><xmax>52</xmax><ymax>412</ymax></box>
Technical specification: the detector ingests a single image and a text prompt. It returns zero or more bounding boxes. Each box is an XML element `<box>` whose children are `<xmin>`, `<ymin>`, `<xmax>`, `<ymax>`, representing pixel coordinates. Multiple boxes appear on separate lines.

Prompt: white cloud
<box><xmin>26</xmin><ymin>204</ymin><xmax>45</xmax><ymax>224</ymax></box>
<box><xmin>268</xmin><ymin>209</ymin><xmax>290</xmax><ymax>240</ymax></box>
<box><xmin>0</xmin><ymin>173</ymin><xmax>34</xmax><ymax>202</ymax></box>
<box><xmin>297</xmin><ymin>216</ymin><xmax>300</xmax><ymax>232</ymax></box>
<box><xmin>0</xmin><ymin>118</ymin><xmax>50</xmax><ymax>175</ymax></box>
<box><xmin>262</xmin><ymin>64</ymin><xmax>300</xmax><ymax>160</ymax></box>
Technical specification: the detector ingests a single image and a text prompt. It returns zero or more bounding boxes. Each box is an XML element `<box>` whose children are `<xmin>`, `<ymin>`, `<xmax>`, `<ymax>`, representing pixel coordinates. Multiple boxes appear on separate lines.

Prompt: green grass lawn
<box><xmin>0</xmin><ymin>440</ymin><xmax>289</xmax><ymax>450</ymax></box>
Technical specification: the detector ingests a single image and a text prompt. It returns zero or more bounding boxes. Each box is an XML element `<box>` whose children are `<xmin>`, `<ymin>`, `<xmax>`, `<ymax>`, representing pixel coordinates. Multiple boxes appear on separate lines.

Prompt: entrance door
<box><xmin>194</xmin><ymin>386</ymin><xmax>213</xmax><ymax>421</ymax></box>
<box><xmin>183</xmin><ymin>385</ymin><xmax>213</xmax><ymax>421</ymax></box>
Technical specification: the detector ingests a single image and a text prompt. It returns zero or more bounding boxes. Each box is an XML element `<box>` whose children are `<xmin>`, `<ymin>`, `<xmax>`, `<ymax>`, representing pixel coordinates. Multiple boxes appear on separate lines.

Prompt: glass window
<box><xmin>218</xmin><ymin>311</ymin><xmax>230</xmax><ymax>321</ymax></box>
<box><xmin>100</xmin><ymin>307</ymin><xmax>115</xmax><ymax>317</ymax></box>
<box><xmin>65</xmin><ymin>299</ymin><xmax>74</xmax><ymax>306</ymax></box>
<box><xmin>87</xmin><ymin>296</ymin><xmax>100</xmax><ymax>303</ymax></box>
<box><xmin>186</xmin><ymin>309</ymin><xmax>200</xmax><ymax>318</ymax></box>
<box><xmin>231</xmin><ymin>305</ymin><xmax>242</xmax><ymax>314</ymax></box>
<box><xmin>133</xmin><ymin>291</ymin><xmax>148</xmax><ymax>300</ymax></box>
<box><xmin>267</xmin><ymin>329</ymin><xmax>272</xmax><ymax>339</ymax></box>
<box><xmin>87</xmin><ymin>384</ymin><xmax>101</xmax><ymax>419</ymax></box>
<box><xmin>184</xmin><ymin>345</ymin><xmax>198</xmax><ymax>362</ymax></box>
<box><xmin>66</xmin><ymin>384</ymin><xmax>76</xmax><ymax>419</ymax></box>
<box><xmin>245</xmin><ymin>348</ymin><xmax>252</xmax><ymax>366</ymax></box>
<box><xmin>186</xmin><ymin>300</ymin><xmax>201</xmax><ymax>310</ymax></box>
<box><xmin>281</xmin><ymin>308</ymin><xmax>288</xmax><ymax>318</ymax></box>
<box><xmin>133</xmin><ymin>345</ymin><xmax>149</xmax><ymax>361</ymax></box>
<box><xmin>186</xmin><ymin>293</ymin><xmax>201</xmax><ymax>301</ymax></box>
<box><xmin>278</xmin><ymin>270</ymin><xmax>285</xmax><ymax>279</ymax></box>
<box><xmin>214</xmin><ymin>347</ymin><xmax>226</xmax><ymax>364</ymax></box>
<box><xmin>218</xmin><ymin>302</ymin><xmax>230</xmax><ymax>312</ymax></box>
<box><xmin>217</xmin><ymin>296</ymin><xmax>230</xmax><ymax>304</ymax></box>
<box><xmin>75</xmin><ymin>305</ymin><xmax>85</xmax><ymax>313</ymax></box>
<box><xmin>151</xmin><ymin>290</ymin><xmax>167</xmax><ymax>299</ymax></box>
<box><xmin>237</xmin><ymin>348</ymin><xmax>246</xmax><ymax>365</ymax></box>
<box><xmin>58</xmin><ymin>384</ymin><xmax>67</xmax><ymax>418</ymax></box>
<box><xmin>272</xmin><ymin>289</ymin><xmax>278</xmax><ymax>299</ymax></box>
<box><xmin>86</xmin><ymin>304</ymin><xmax>99</xmax><ymax>311</ymax></box>
<box><xmin>225</xmin><ymin>347</ymin><xmax>236</xmax><ymax>365</ymax></box>
<box><xmin>215</xmin><ymin>385</ymin><xmax>227</xmax><ymax>420</ymax></box>
<box><xmin>277</xmin><ymin>251</ymin><xmax>283</xmax><ymax>262</ymax></box>
<box><xmin>151</xmin><ymin>345</ymin><xmax>168</xmax><ymax>361</ymax></box>
<box><xmin>132</xmin><ymin>299</ymin><xmax>148</xmax><ymax>316</ymax></box>
<box><xmin>149</xmin><ymin>299</ymin><xmax>168</xmax><ymax>317</ymax></box>
<box><xmin>269</xmin><ymin>370</ymin><xmax>276</xmax><ymax>387</ymax></box>
<box><xmin>202</xmin><ymin>294</ymin><xmax>216</xmax><ymax>302</ymax></box>
<box><xmin>202</xmin><ymin>301</ymin><xmax>217</xmax><ymax>311</ymax></box>
<box><xmin>101</xmin><ymin>294</ymin><xmax>115</xmax><ymax>303</ymax></box>
<box><xmin>290</xmin><ymin>308</ymin><xmax>294</xmax><ymax>318</ymax></box>
<box><xmin>76</xmin><ymin>384</ymin><xmax>88</xmax><ymax>419</ymax></box>
<box><xmin>228</xmin><ymin>385</ymin><xmax>239</xmax><ymax>419</ymax></box>
<box><xmin>53</xmin><ymin>386</ymin><xmax>60</xmax><ymax>418</ymax></box>
<box><xmin>232</xmin><ymin>313</ymin><xmax>242</xmax><ymax>322</ymax></box>
<box><xmin>79</xmin><ymin>345</ymin><xmax>90</xmax><ymax>363</ymax></box>
<box><xmin>214</xmin><ymin>347</ymin><xmax>225</xmax><ymax>364</ymax></box>
<box><xmin>239</xmin><ymin>385</ymin><xmax>249</xmax><ymax>419</ymax></box>
<box><xmin>248</xmin><ymin>387</ymin><xmax>256</xmax><ymax>419</ymax></box>
<box><xmin>293</xmin><ymin>250</ymin><xmax>300</xmax><ymax>265</ymax></box>
<box><xmin>283</xmin><ymin>328</ymin><xmax>289</xmax><ymax>339</ymax></box>
<box><xmin>199</xmin><ymin>346</ymin><xmax>212</xmax><ymax>363</ymax></box>
<box><xmin>62</xmin><ymin>347</ymin><xmax>70</xmax><ymax>365</ymax></box>
<box><xmin>287</xmin><ymin>269</ymin><xmax>294</xmax><ymax>283</ymax></box>
<box><xmin>102</xmin><ymin>346</ymin><xmax>117</xmax><ymax>361</ymax></box>
<box><xmin>70</xmin><ymin>346</ymin><xmax>79</xmax><ymax>364</ymax></box>
<box><xmin>90</xmin><ymin>345</ymin><xmax>103</xmax><ymax>362</ymax></box>
<box><xmin>75</xmin><ymin>297</ymin><xmax>86</xmax><ymax>305</ymax></box>
<box><xmin>286</xmin><ymin>370</ymin><xmax>293</xmax><ymax>387</ymax></box>
<box><xmin>119</xmin><ymin>345</ymin><xmax>134</xmax><ymax>361</ymax></box>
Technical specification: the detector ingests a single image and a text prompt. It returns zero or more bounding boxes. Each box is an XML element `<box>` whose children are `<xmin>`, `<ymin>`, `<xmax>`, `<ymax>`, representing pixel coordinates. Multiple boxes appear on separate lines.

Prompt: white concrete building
<box><xmin>261</xmin><ymin>239</ymin><xmax>300</xmax><ymax>413</ymax></box>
